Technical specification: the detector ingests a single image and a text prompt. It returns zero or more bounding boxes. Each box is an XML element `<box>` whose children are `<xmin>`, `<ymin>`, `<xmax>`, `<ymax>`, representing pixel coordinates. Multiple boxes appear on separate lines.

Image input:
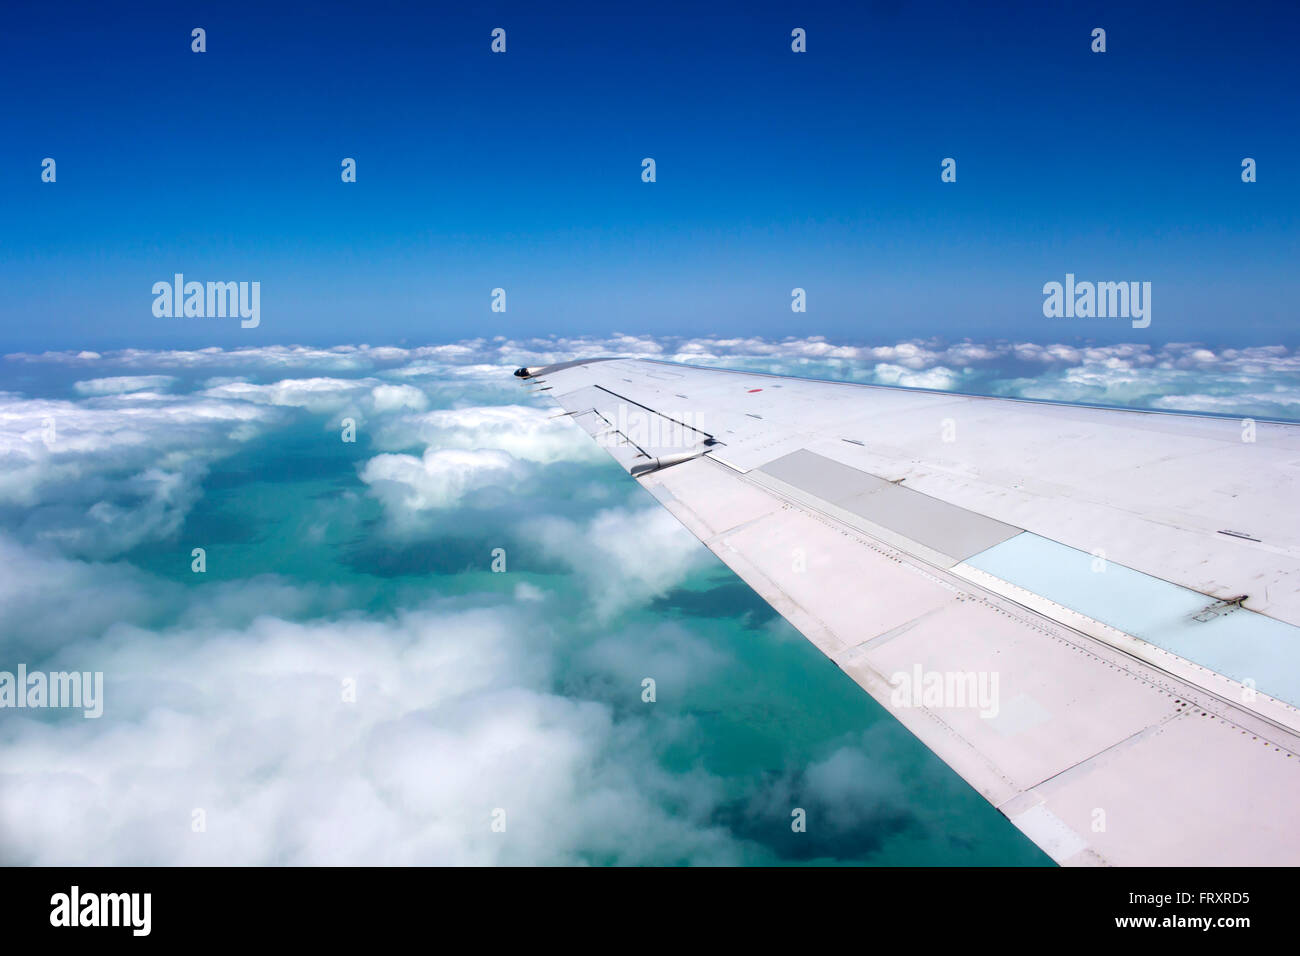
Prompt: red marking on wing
<box><xmin>747</xmin><ymin>388</ymin><xmax>762</xmax><ymax>393</ymax></box>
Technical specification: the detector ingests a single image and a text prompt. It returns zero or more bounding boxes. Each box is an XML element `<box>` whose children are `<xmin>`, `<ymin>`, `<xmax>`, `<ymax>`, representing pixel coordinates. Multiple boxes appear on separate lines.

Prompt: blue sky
<box><xmin>1</xmin><ymin>0</ymin><xmax>1296</xmax><ymax>352</ymax></box>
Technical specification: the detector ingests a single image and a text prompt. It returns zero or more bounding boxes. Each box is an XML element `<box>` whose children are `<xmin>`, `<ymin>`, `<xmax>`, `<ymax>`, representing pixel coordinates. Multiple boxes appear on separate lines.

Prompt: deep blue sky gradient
<box><xmin>1</xmin><ymin>0</ymin><xmax>1296</xmax><ymax>351</ymax></box>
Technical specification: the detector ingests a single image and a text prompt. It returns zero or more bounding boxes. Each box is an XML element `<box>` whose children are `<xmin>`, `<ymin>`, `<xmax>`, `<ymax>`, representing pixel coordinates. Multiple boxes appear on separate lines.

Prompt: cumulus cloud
<box><xmin>361</xmin><ymin>448</ymin><xmax>526</xmax><ymax>515</ymax></box>
<box><xmin>0</xmin><ymin>593</ymin><xmax>738</xmax><ymax>865</ymax></box>
<box><xmin>200</xmin><ymin>377</ymin><xmax>428</xmax><ymax>417</ymax></box>
<box><xmin>72</xmin><ymin>375</ymin><xmax>177</xmax><ymax>396</ymax></box>
<box><xmin>0</xmin><ymin>517</ymin><xmax>741</xmax><ymax>865</ymax></box>
<box><xmin>578</xmin><ymin>621</ymin><xmax>731</xmax><ymax>698</ymax></box>
<box><xmin>13</xmin><ymin>335</ymin><xmax>1300</xmax><ymax>423</ymax></box>
<box><xmin>719</xmin><ymin>727</ymin><xmax>914</xmax><ymax>860</ymax></box>
<box><xmin>369</xmin><ymin>383</ymin><xmax>429</xmax><ymax>413</ymax></box>
<box><xmin>0</xmin><ymin>367</ymin><xmax>448</xmax><ymax>558</ymax></box>
<box><xmin>374</xmin><ymin>405</ymin><xmax>604</xmax><ymax>463</ymax></box>
<box><xmin>524</xmin><ymin>507</ymin><xmax>714</xmax><ymax>621</ymax></box>
<box><xmin>0</xmin><ymin>392</ymin><xmax>278</xmax><ymax>557</ymax></box>
<box><xmin>1152</xmin><ymin>390</ymin><xmax>1300</xmax><ymax>416</ymax></box>
<box><xmin>0</xmin><ymin>533</ymin><xmax>352</xmax><ymax>663</ymax></box>
<box><xmin>201</xmin><ymin>377</ymin><xmax>373</xmax><ymax>410</ymax></box>
<box><xmin>871</xmin><ymin>363</ymin><xmax>961</xmax><ymax>390</ymax></box>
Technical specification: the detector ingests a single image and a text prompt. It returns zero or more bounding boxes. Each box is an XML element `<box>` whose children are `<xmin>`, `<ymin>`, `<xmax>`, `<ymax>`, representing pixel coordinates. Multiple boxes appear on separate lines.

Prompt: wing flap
<box><xmin>640</xmin><ymin>454</ymin><xmax>1300</xmax><ymax>865</ymax></box>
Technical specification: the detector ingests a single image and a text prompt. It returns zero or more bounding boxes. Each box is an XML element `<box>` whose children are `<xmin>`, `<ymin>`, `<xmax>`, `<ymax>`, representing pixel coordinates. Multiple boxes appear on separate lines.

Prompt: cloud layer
<box><xmin>15</xmin><ymin>336</ymin><xmax>1300</xmax><ymax>419</ymax></box>
<box><xmin>9</xmin><ymin>332</ymin><xmax>1280</xmax><ymax>865</ymax></box>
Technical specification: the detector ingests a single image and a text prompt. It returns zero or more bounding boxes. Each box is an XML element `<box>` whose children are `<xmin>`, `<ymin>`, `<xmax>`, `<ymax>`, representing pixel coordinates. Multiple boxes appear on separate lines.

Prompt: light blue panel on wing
<box><xmin>967</xmin><ymin>533</ymin><xmax>1300</xmax><ymax>709</ymax></box>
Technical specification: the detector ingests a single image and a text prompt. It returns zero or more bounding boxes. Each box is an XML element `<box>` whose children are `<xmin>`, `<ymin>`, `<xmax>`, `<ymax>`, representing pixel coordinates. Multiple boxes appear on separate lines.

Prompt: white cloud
<box><xmin>581</xmin><ymin>621</ymin><xmax>731</xmax><ymax>695</ymax></box>
<box><xmin>72</xmin><ymin>375</ymin><xmax>177</xmax><ymax>396</ymax></box>
<box><xmin>525</xmin><ymin>507</ymin><xmax>713</xmax><ymax>621</ymax></box>
<box><xmin>360</xmin><ymin>448</ymin><xmax>525</xmax><ymax>515</ymax></box>
<box><xmin>0</xmin><ymin>596</ymin><xmax>737</xmax><ymax>865</ymax></box>
<box><xmin>0</xmin><ymin>393</ymin><xmax>278</xmax><ymax>556</ymax></box>
<box><xmin>369</xmin><ymin>383</ymin><xmax>429</xmax><ymax>413</ymax></box>
<box><xmin>0</xmin><ymin>533</ymin><xmax>350</xmax><ymax>662</ymax></box>
<box><xmin>200</xmin><ymin>377</ymin><xmax>375</xmax><ymax>412</ymax></box>
<box><xmin>199</xmin><ymin>377</ymin><xmax>430</xmax><ymax>421</ymax></box>
<box><xmin>12</xmin><ymin>335</ymin><xmax>1300</xmax><ymax>421</ymax></box>
<box><xmin>1152</xmin><ymin>390</ymin><xmax>1300</xmax><ymax>415</ymax></box>
<box><xmin>375</xmin><ymin>404</ymin><xmax>603</xmax><ymax>463</ymax></box>
<box><xmin>872</xmin><ymin>363</ymin><xmax>960</xmax><ymax>390</ymax></box>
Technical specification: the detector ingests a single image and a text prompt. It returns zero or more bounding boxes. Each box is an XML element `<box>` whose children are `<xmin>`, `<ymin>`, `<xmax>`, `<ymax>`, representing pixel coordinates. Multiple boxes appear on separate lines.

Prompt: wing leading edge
<box><xmin>517</xmin><ymin>357</ymin><xmax>1300</xmax><ymax>866</ymax></box>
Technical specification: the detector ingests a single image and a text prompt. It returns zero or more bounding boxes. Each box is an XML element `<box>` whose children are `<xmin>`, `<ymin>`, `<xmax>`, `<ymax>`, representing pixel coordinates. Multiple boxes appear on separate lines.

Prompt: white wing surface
<box><xmin>515</xmin><ymin>357</ymin><xmax>1300</xmax><ymax>866</ymax></box>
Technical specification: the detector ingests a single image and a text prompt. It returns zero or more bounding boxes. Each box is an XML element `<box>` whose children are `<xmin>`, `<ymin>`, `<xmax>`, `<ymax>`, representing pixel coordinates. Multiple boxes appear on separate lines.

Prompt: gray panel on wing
<box><xmin>757</xmin><ymin>449</ymin><xmax>1020</xmax><ymax>561</ymax></box>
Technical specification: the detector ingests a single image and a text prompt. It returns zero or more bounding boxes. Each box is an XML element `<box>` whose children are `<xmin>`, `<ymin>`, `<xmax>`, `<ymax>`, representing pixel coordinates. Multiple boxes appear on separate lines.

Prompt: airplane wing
<box><xmin>514</xmin><ymin>356</ymin><xmax>1300</xmax><ymax>866</ymax></box>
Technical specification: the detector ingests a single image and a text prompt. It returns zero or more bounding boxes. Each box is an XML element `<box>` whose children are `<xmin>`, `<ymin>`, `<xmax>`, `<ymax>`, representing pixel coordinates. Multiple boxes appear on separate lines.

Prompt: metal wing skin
<box><xmin>515</xmin><ymin>357</ymin><xmax>1300</xmax><ymax>866</ymax></box>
